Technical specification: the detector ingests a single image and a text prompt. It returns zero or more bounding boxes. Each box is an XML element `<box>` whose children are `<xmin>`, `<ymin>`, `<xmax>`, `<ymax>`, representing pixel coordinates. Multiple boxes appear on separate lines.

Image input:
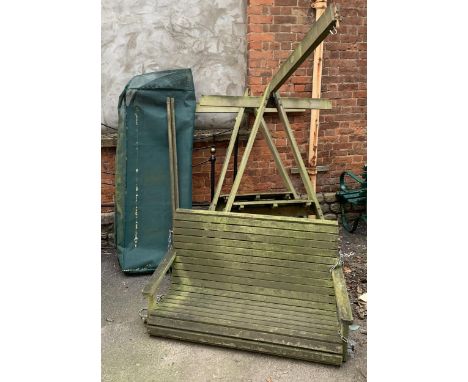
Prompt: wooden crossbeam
<box><xmin>269</xmin><ymin>4</ymin><xmax>339</xmax><ymax>93</ymax></box>
<box><xmin>199</xmin><ymin>96</ymin><xmax>331</xmax><ymax>110</ymax></box>
<box><xmin>195</xmin><ymin>105</ymin><xmax>306</xmax><ymax>113</ymax></box>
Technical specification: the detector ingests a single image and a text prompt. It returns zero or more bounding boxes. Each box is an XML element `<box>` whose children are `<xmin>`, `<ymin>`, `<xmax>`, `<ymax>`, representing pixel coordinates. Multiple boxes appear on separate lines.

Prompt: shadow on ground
<box><xmin>101</xmin><ymin>224</ymin><xmax>367</xmax><ymax>382</ymax></box>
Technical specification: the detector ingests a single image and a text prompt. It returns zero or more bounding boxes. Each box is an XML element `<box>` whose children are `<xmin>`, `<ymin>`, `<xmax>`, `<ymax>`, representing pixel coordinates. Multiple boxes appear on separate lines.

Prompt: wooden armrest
<box><xmin>332</xmin><ymin>267</ymin><xmax>353</xmax><ymax>325</ymax></box>
<box><xmin>142</xmin><ymin>248</ymin><xmax>176</xmax><ymax>303</ymax></box>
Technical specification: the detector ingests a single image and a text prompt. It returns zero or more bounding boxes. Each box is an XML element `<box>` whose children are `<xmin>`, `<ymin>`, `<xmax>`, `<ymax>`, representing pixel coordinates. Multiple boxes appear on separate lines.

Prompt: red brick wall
<box><xmin>101</xmin><ymin>0</ymin><xmax>367</xmax><ymax>208</ymax></box>
<box><xmin>245</xmin><ymin>0</ymin><xmax>367</xmax><ymax>196</ymax></box>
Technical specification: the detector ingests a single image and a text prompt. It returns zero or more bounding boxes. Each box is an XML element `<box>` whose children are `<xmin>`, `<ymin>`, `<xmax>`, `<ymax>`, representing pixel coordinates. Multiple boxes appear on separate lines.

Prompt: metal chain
<box><xmin>330</xmin><ymin>251</ymin><xmax>344</xmax><ymax>272</ymax></box>
<box><xmin>138</xmin><ymin>308</ymin><xmax>148</xmax><ymax>321</ymax></box>
<box><xmin>167</xmin><ymin>229</ymin><xmax>173</xmax><ymax>249</ymax></box>
<box><xmin>339</xmin><ymin>330</ymin><xmax>349</xmax><ymax>343</ymax></box>
<box><xmin>329</xmin><ymin>258</ymin><xmax>342</xmax><ymax>272</ymax></box>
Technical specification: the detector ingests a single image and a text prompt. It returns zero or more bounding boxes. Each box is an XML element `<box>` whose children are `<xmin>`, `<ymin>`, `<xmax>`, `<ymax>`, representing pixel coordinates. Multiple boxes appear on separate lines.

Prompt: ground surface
<box><xmin>101</xmin><ymin>222</ymin><xmax>367</xmax><ymax>382</ymax></box>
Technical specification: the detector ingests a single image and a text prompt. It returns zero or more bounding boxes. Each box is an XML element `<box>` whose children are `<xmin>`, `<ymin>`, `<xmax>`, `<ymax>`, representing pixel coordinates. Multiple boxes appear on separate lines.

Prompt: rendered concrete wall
<box><xmin>101</xmin><ymin>0</ymin><xmax>247</xmax><ymax>132</ymax></box>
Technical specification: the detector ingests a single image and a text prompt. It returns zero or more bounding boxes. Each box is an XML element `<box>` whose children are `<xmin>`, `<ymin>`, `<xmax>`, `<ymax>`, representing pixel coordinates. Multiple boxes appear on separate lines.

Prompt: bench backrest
<box><xmin>171</xmin><ymin>209</ymin><xmax>339</xmax><ymax>308</ymax></box>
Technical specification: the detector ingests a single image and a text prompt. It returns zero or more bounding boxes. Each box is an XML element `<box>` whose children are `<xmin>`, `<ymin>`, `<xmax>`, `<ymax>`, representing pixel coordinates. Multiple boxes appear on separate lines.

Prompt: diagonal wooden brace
<box><xmin>273</xmin><ymin>92</ymin><xmax>324</xmax><ymax>219</ymax></box>
<box><xmin>209</xmin><ymin>90</ymin><xmax>249</xmax><ymax>211</ymax></box>
<box><xmin>224</xmin><ymin>85</ymin><xmax>272</xmax><ymax>212</ymax></box>
<box><xmin>258</xmin><ymin>114</ymin><xmax>299</xmax><ymax>200</ymax></box>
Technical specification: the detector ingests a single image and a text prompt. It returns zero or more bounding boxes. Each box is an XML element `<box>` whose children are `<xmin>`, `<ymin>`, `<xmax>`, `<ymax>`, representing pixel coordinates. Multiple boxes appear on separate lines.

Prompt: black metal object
<box><xmin>209</xmin><ymin>146</ymin><xmax>216</xmax><ymax>201</ymax></box>
<box><xmin>335</xmin><ymin>165</ymin><xmax>367</xmax><ymax>233</ymax></box>
<box><xmin>233</xmin><ymin>134</ymin><xmax>239</xmax><ymax>181</ymax></box>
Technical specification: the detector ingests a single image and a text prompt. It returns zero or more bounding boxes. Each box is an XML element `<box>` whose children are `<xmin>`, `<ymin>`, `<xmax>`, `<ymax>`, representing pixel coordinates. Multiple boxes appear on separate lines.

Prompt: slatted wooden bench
<box><xmin>142</xmin><ymin>208</ymin><xmax>353</xmax><ymax>365</ymax></box>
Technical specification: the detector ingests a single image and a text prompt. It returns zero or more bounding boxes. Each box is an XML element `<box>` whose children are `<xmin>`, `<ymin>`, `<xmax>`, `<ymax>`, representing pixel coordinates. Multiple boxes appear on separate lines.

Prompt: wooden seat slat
<box><xmin>148</xmin><ymin>306</ymin><xmax>341</xmax><ymax>344</ymax></box>
<box><xmin>174</xmin><ymin>256</ymin><xmax>333</xmax><ymax>278</ymax></box>
<box><xmin>158</xmin><ymin>297</ymin><xmax>340</xmax><ymax>329</ymax></box>
<box><xmin>172</xmin><ymin>262</ymin><xmax>334</xmax><ymax>286</ymax></box>
<box><xmin>175</xmin><ymin>209</ymin><xmax>338</xmax><ymax>231</ymax></box>
<box><xmin>172</xmin><ymin>270</ymin><xmax>335</xmax><ymax>295</ymax></box>
<box><xmin>173</xmin><ymin>219</ymin><xmax>337</xmax><ymax>241</ymax></box>
<box><xmin>147</xmin><ymin>316</ymin><xmax>343</xmax><ymax>352</ymax></box>
<box><xmin>172</xmin><ymin>277</ymin><xmax>336</xmax><ymax>304</ymax></box>
<box><xmin>174</xmin><ymin>242</ymin><xmax>337</xmax><ymax>264</ymax></box>
<box><xmin>151</xmin><ymin>305</ymin><xmax>339</xmax><ymax>337</ymax></box>
<box><xmin>170</xmin><ymin>285</ymin><xmax>337</xmax><ymax>312</ymax></box>
<box><xmin>175</xmin><ymin>235</ymin><xmax>337</xmax><ymax>257</ymax></box>
<box><xmin>175</xmin><ymin>252</ymin><xmax>335</xmax><ymax>271</ymax></box>
<box><xmin>147</xmin><ymin>326</ymin><xmax>343</xmax><ymax>365</ymax></box>
<box><xmin>173</xmin><ymin>227</ymin><xmax>337</xmax><ymax>250</ymax></box>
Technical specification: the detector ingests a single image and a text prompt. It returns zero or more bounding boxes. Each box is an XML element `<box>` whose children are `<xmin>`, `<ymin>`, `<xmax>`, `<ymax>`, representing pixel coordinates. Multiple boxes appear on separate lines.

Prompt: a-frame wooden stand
<box><xmin>205</xmin><ymin>4</ymin><xmax>340</xmax><ymax>219</ymax></box>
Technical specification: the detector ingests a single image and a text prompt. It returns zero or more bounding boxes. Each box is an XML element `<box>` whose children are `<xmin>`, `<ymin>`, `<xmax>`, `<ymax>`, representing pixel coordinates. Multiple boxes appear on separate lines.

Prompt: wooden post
<box><xmin>308</xmin><ymin>0</ymin><xmax>328</xmax><ymax>190</ymax></box>
<box><xmin>167</xmin><ymin>97</ymin><xmax>179</xmax><ymax>214</ymax></box>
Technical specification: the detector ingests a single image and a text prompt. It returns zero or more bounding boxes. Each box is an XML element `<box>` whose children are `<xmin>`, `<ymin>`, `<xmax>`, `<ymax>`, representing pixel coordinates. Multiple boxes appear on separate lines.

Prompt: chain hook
<box><xmin>139</xmin><ymin>308</ymin><xmax>148</xmax><ymax>322</ymax></box>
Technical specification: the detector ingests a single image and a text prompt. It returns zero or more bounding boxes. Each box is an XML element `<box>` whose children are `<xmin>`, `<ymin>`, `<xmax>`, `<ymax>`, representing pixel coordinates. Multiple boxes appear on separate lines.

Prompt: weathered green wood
<box><xmin>269</xmin><ymin>5</ymin><xmax>340</xmax><ymax>93</ymax></box>
<box><xmin>274</xmin><ymin>92</ymin><xmax>324</xmax><ymax>219</ymax></box>
<box><xmin>209</xmin><ymin>89</ymin><xmax>248</xmax><ymax>211</ymax></box>
<box><xmin>164</xmin><ymin>292</ymin><xmax>338</xmax><ymax>320</ymax></box>
<box><xmin>195</xmin><ymin>105</ymin><xmax>307</xmax><ymax>113</ymax></box>
<box><xmin>141</xmin><ymin>248</ymin><xmax>176</xmax><ymax>309</ymax></box>
<box><xmin>172</xmin><ymin>277</ymin><xmax>335</xmax><ymax>304</ymax></box>
<box><xmin>233</xmin><ymin>199</ymin><xmax>312</xmax><ymax>207</ymax></box>
<box><xmin>172</xmin><ymin>268</ymin><xmax>334</xmax><ymax>295</ymax></box>
<box><xmin>225</xmin><ymin>84</ymin><xmax>271</xmax><ymax>211</ymax></box>
<box><xmin>153</xmin><ymin>302</ymin><xmax>339</xmax><ymax>334</ymax></box>
<box><xmin>147</xmin><ymin>316</ymin><xmax>342</xmax><ymax>351</ymax></box>
<box><xmin>219</xmin><ymin>204</ymin><xmax>318</xmax><ymax>218</ymax></box>
<box><xmin>199</xmin><ymin>96</ymin><xmax>332</xmax><ymax>110</ymax></box>
<box><xmin>220</xmin><ymin>191</ymin><xmax>294</xmax><ymax>200</ymax></box>
<box><xmin>175</xmin><ymin>251</ymin><xmax>336</xmax><ymax>271</ymax></box>
<box><xmin>149</xmin><ymin>310</ymin><xmax>341</xmax><ymax>349</ymax></box>
<box><xmin>159</xmin><ymin>296</ymin><xmax>339</xmax><ymax>327</ymax></box>
<box><xmin>172</xmin><ymin>262</ymin><xmax>333</xmax><ymax>288</ymax></box>
<box><xmin>174</xmin><ymin>256</ymin><xmax>332</xmax><ymax>278</ymax></box>
<box><xmin>170</xmin><ymin>98</ymin><xmax>179</xmax><ymax>210</ymax></box>
<box><xmin>173</xmin><ymin>219</ymin><xmax>336</xmax><ymax>242</ymax></box>
<box><xmin>259</xmin><ymin>116</ymin><xmax>299</xmax><ymax>198</ymax></box>
<box><xmin>173</xmin><ymin>227</ymin><xmax>337</xmax><ymax>250</ymax></box>
<box><xmin>175</xmin><ymin>234</ymin><xmax>337</xmax><ymax>258</ymax></box>
<box><xmin>175</xmin><ymin>208</ymin><xmax>338</xmax><ymax>228</ymax></box>
<box><xmin>147</xmin><ymin>326</ymin><xmax>343</xmax><ymax>365</ymax></box>
<box><xmin>175</xmin><ymin>212</ymin><xmax>337</xmax><ymax>234</ymax></box>
<box><xmin>166</xmin><ymin>98</ymin><xmax>177</xmax><ymax>213</ymax></box>
<box><xmin>171</xmin><ymin>285</ymin><xmax>337</xmax><ymax>312</ymax></box>
<box><xmin>332</xmin><ymin>268</ymin><xmax>353</xmax><ymax>325</ymax></box>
